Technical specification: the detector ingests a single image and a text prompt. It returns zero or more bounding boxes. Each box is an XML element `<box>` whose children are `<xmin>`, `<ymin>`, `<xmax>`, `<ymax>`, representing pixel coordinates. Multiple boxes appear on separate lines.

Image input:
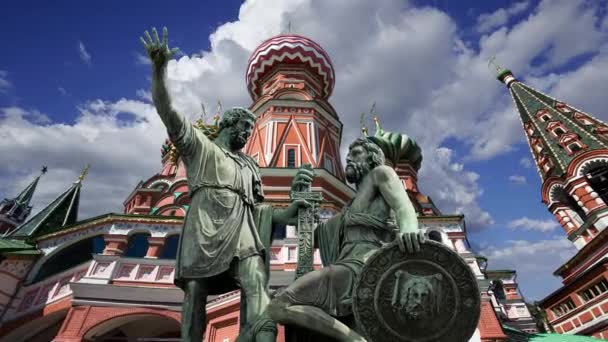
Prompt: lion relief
<box><xmin>391</xmin><ymin>271</ymin><xmax>443</xmax><ymax>322</ymax></box>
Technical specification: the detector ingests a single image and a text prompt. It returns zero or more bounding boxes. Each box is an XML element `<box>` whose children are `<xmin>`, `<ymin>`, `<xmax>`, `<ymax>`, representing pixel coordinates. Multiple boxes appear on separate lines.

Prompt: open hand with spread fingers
<box><xmin>140</xmin><ymin>27</ymin><xmax>180</xmax><ymax>72</ymax></box>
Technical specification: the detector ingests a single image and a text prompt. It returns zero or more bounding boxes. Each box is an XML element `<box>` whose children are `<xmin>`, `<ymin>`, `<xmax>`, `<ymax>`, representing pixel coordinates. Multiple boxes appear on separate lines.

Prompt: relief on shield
<box><xmin>391</xmin><ymin>271</ymin><xmax>443</xmax><ymax>323</ymax></box>
<box><xmin>353</xmin><ymin>241</ymin><xmax>480</xmax><ymax>342</ymax></box>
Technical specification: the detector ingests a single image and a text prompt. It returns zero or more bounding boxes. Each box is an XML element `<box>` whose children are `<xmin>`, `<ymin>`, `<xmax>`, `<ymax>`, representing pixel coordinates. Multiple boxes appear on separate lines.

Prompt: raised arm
<box><xmin>141</xmin><ymin>27</ymin><xmax>197</xmax><ymax>155</ymax></box>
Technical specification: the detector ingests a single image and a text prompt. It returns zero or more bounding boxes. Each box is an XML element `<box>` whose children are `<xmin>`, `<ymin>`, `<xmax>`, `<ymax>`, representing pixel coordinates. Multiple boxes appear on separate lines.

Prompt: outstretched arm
<box><xmin>141</xmin><ymin>27</ymin><xmax>198</xmax><ymax>155</ymax></box>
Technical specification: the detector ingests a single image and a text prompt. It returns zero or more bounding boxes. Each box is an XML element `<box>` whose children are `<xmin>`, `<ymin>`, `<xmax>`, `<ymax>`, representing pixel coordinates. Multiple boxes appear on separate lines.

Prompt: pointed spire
<box><xmin>14</xmin><ymin>166</ymin><xmax>47</xmax><ymax>207</ymax></box>
<box><xmin>500</xmin><ymin>68</ymin><xmax>608</xmax><ymax>181</ymax></box>
<box><xmin>0</xmin><ymin>167</ymin><xmax>48</xmax><ymax>234</ymax></box>
<box><xmin>6</xmin><ymin>167</ymin><xmax>85</xmax><ymax>239</ymax></box>
<box><xmin>489</xmin><ymin>57</ymin><xmax>517</xmax><ymax>87</ymax></box>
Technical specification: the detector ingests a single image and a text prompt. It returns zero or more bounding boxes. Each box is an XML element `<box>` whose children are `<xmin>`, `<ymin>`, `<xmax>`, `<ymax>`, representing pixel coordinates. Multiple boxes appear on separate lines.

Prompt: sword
<box><xmin>291</xmin><ymin>165</ymin><xmax>322</xmax><ymax>279</ymax></box>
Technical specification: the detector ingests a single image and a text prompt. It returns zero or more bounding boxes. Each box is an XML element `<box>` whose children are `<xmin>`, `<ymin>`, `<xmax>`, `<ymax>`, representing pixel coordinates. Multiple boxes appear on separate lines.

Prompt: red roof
<box><xmin>479</xmin><ymin>301</ymin><xmax>508</xmax><ymax>339</ymax></box>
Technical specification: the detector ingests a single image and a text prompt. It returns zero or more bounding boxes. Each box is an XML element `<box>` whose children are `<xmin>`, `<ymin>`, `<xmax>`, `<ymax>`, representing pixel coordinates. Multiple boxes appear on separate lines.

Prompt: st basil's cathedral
<box><xmin>0</xmin><ymin>32</ymin><xmax>603</xmax><ymax>341</ymax></box>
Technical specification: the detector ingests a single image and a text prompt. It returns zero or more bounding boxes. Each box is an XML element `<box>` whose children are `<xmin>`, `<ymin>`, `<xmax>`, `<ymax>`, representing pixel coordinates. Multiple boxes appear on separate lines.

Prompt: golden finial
<box><xmin>78</xmin><ymin>164</ymin><xmax>90</xmax><ymax>182</ymax></box>
<box><xmin>373</xmin><ymin>114</ymin><xmax>382</xmax><ymax>131</ymax></box>
<box><xmin>360</xmin><ymin>113</ymin><xmax>369</xmax><ymax>136</ymax></box>
<box><xmin>169</xmin><ymin>145</ymin><xmax>180</xmax><ymax>165</ymax></box>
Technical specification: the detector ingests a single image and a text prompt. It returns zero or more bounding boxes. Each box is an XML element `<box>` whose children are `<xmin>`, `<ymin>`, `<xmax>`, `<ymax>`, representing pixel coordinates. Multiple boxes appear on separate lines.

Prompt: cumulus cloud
<box><xmin>3</xmin><ymin>0</ymin><xmax>608</xmax><ymax>234</ymax></box>
<box><xmin>78</xmin><ymin>41</ymin><xmax>92</xmax><ymax>65</ymax></box>
<box><xmin>481</xmin><ymin>236</ymin><xmax>576</xmax><ymax>299</ymax></box>
<box><xmin>0</xmin><ymin>101</ymin><xmax>163</xmax><ymax>218</ymax></box>
<box><xmin>476</xmin><ymin>1</ymin><xmax>530</xmax><ymax>34</ymax></box>
<box><xmin>509</xmin><ymin>175</ymin><xmax>527</xmax><ymax>185</ymax></box>
<box><xmin>508</xmin><ymin>216</ymin><xmax>560</xmax><ymax>232</ymax></box>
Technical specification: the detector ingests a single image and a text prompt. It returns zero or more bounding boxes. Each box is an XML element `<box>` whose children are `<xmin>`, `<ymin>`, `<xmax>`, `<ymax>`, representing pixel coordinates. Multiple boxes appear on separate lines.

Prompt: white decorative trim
<box><xmin>147</xmin><ymin>179</ymin><xmax>172</xmax><ymax>189</ymax></box>
<box><xmin>247</xmin><ymin>39</ymin><xmax>335</xmax><ymax>97</ymax></box>
<box><xmin>575</xmin><ymin>156</ymin><xmax>608</xmax><ymax>177</ymax></box>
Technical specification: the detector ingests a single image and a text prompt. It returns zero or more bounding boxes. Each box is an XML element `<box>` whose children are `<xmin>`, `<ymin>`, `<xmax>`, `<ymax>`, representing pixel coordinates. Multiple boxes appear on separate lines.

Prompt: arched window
<box><xmin>33</xmin><ymin>235</ymin><xmax>105</xmax><ymax>283</ymax></box>
<box><xmin>324</xmin><ymin>156</ymin><xmax>335</xmax><ymax>174</ymax></box>
<box><xmin>92</xmin><ymin>235</ymin><xmax>105</xmax><ymax>254</ymax></box>
<box><xmin>554</xmin><ymin>127</ymin><xmax>566</xmax><ymax>136</ymax></box>
<box><xmin>553</xmin><ymin>186</ymin><xmax>587</xmax><ymax>222</ymax></box>
<box><xmin>569</xmin><ymin>143</ymin><xmax>582</xmax><ymax>154</ymax></box>
<box><xmin>160</xmin><ymin>235</ymin><xmax>180</xmax><ymax>259</ymax></box>
<box><xmin>125</xmin><ymin>233</ymin><xmax>151</xmax><ymax>258</ymax></box>
<box><xmin>493</xmin><ymin>282</ymin><xmax>507</xmax><ymax>301</ymax></box>
<box><xmin>287</xmin><ymin>149</ymin><xmax>296</xmax><ymax>168</ymax></box>
<box><xmin>585</xmin><ymin>164</ymin><xmax>608</xmax><ymax>205</ymax></box>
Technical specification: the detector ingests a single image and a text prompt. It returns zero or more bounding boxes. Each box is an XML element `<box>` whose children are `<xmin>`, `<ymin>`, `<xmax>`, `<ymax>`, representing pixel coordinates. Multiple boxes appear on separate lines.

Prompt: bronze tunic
<box><xmin>165</xmin><ymin>113</ymin><xmax>265</xmax><ymax>291</ymax></box>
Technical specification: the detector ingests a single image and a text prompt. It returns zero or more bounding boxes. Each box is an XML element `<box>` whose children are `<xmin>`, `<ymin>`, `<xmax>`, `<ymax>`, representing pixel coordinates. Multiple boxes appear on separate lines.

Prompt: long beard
<box><xmin>229</xmin><ymin>130</ymin><xmax>248</xmax><ymax>150</ymax></box>
<box><xmin>345</xmin><ymin>162</ymin><xmax>370</xmax><ymax>184</ymax></box>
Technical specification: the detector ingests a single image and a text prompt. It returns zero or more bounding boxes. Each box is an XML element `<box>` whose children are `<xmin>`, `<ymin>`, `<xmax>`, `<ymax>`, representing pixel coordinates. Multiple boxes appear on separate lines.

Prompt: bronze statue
<box><xmin>141</xmin><ymin>27</ymin><xmax>308</xmax><ymax>342</ymax></box>
<box><xmin>268</xmin><ymin>138</ymin><xmax>423</xmax><ymax>342</ymax></box>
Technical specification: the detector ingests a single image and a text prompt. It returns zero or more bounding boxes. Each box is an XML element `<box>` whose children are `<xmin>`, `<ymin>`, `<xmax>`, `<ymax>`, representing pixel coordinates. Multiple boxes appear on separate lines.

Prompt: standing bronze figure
<box><xmin>141</xmin><ymin>27</ymin><xmax>308</xmax><ymax>342</ymax></box>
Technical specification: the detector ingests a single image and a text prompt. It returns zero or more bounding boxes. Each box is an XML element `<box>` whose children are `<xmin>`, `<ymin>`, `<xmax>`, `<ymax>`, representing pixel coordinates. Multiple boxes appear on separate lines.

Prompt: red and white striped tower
<box><xmin>244</xmin><ymin>34</ymin><xmax>353</xmax><ymax>212</ymax></box>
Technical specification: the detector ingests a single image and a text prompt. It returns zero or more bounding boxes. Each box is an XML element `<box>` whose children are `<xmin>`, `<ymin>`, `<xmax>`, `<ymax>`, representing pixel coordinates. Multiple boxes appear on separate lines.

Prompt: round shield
<box><xmin>352</xmin><ymin>240</ymin><xmax>481</xmax><ymax>342</ymax></box>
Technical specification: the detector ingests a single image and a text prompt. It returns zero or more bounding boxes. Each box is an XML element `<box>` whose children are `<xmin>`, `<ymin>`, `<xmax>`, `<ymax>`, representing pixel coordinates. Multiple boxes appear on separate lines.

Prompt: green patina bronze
<box><xmin>141</xmin><ymin>27</ymin><xmax>308</xmax><ymax>342</ymax></box>
<box><xmin>268</xmin><ymin>138</ymin><xmax>422</xmax><ymax>342</ymax></box>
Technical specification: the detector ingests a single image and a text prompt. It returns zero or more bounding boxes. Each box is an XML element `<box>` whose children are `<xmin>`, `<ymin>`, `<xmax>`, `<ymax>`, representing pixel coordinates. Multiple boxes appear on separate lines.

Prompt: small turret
<box><xmin>6</xmin><ymin>165</ymin><xmax>87</xmax><ymax>239</ymax></box>
<box><xmin>0</xmin><ymin>166</ymin><xmax>47</xmax><ymax>234</ymax></box>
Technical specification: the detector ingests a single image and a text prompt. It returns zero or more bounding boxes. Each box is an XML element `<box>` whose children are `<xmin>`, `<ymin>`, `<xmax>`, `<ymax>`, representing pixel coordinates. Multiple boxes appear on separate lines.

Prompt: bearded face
<box><xmin>402</xmin><ymin>279</ymin><xmax>433</xmax><ymax>320</ymax></box>
<box><xmin>345</xmin><ymin>145</ymin><xmax>372</xmax><ymax>184</ymax></box>
<box><xmin>227</xmin><ymin>118</ymin><xmax>254</xmax><ymax>150</ymax></box>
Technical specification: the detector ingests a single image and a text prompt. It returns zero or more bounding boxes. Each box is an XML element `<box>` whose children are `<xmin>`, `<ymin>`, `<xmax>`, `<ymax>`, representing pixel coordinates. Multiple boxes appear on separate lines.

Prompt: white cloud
<box><xmin>519</xmin><ymin>157</ymin><xmax>532</xmax><ymax>168</ymax></box>
<box><xmin>419</xmin><ymin>147</ymin><xmax>494</xmax><ymax>228</ymax></box>
<box><xmin>58</xmin><ymin>87</ymin><xmax>68</xmax><ymax>96</ymax></box>
<box><xmin>134</xmin><ymin>52</ymin><xmax>151</xmax><ymax>66</ymax></box>
<box><xmin>78</xmin><ymin>41</ymin><xmax>92</xmax><ymax>65</ymax></box>
<box><xmin>508</xmin><ymin>216</ymin><xmax>560</xmax><ymax>232</ymax></box>
<box><xmin>509</xmin><ymin>175</ymin><xmax>527</xmax><ymax>185</ymax></box>
<box><xmin>3</xmin><ymin>0</ymin><xmax>608</xmax><ymax>234</ymax></box>
<box><xmin>476</xmin><ymin>1</ymin><xmax>530</xmax><ymax>34</ymax></box>
<box><xmin>0</xmin><ymin>101</ymin><xmax>163</xmax><ymax>218</ymax></box>
<box><xmin>481</xmin><ymin>236</ymin><xmax>576</xmax><ymax>300</ymax></box>
<box><xmin>136</xmin><ymin>89</ymin><xmax>152</xmax><ymax>102</ymax></box>
<box><xmin>0</xmin><ymin>70</ymin><xmax>12</xmax><ymax>93</ymax></box>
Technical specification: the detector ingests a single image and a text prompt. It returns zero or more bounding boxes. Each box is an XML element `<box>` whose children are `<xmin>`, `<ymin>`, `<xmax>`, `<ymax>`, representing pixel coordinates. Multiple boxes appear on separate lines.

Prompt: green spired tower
<box><xmin>495</xmin><ymin>60</ymin><xmax>608</xmax><ymax>338</ymax></box>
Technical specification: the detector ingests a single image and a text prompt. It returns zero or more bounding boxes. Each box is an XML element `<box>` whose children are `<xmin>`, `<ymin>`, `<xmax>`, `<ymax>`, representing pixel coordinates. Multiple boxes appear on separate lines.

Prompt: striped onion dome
<box><xmin>246</xmin><ymin>34</ymin><xmax>335</xmax><ymax>100</ymax></box>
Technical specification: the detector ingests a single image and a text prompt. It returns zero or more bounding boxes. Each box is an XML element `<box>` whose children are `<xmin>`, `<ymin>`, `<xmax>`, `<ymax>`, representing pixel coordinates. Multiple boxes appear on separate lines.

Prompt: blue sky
<box><xmin>2</xmin><ymin>0</ymin><xmax>608</xmax><ymax>300</ymax></box>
